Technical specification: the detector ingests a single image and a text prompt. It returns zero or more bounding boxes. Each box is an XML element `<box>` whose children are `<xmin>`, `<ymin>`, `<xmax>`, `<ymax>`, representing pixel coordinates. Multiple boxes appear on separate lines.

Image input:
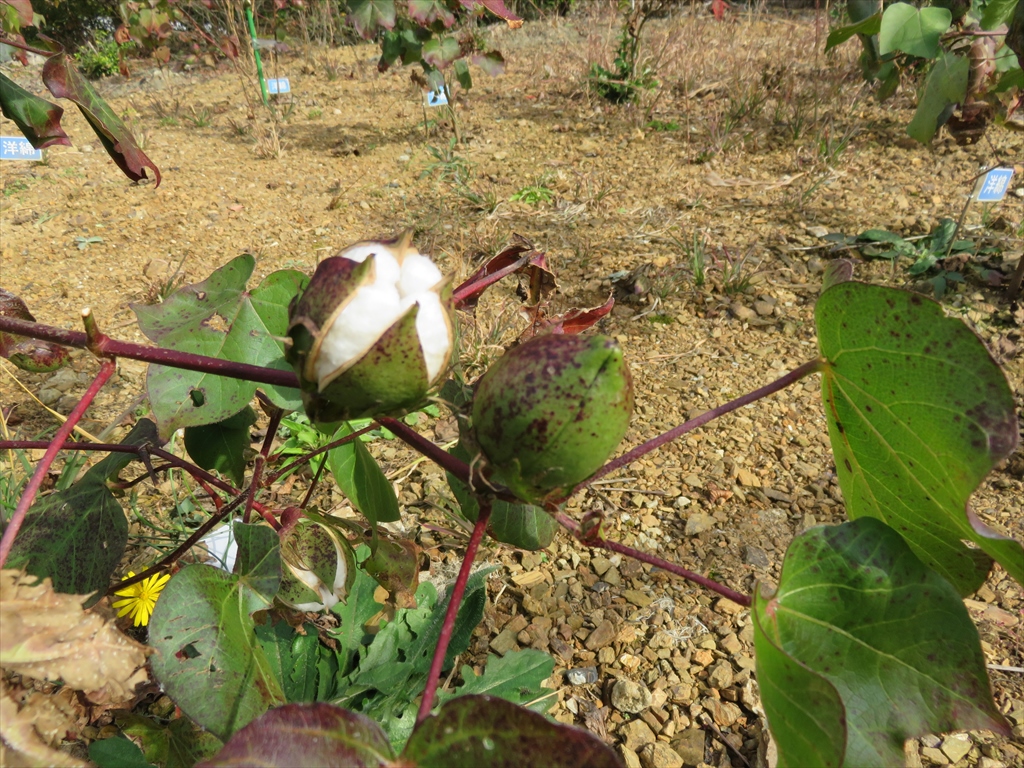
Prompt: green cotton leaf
<box><xmin>402</xmin><ymin>695</ymin><xmax>620</xmax><ymax>768</ymax></box>
<box><xmin>89</xmin><ymin>735</ymin><xmax>156</xmax><ymax>768</ymax></box>
<box><xmin>751</xmin><ymin>624</ymin><xmax>845</xmax><ymax>768</ymax></box>
<box><xmin>906</xmin><ymin>51</ymin><xmax>969</xmax><ymax>144</ymax></box>
<box><xmin>447</xmin><ymin>441</ymin><xmax>558</xmax><ymax>551</ymax></box>
<box><xmin>6</xmin><ymin>419</ymin><xmax>157</xmax><ymax>596</ymax></box>
<box><xmin>421</xmin><ymin>36</ymin><xmax>460</xmax><ymax>69</ymax></box>
<box><xmin>249</xmin><ymin>268</ymin><xmax>305</xmax><ymax>410</ymax></box>
<box><xmin>200</xmin><ymin>703</ymin><xmax>395</xmax><ymax>767</ymax></box>
<box><xmin>754</xmin><ymin>519</ymin><xmax>1009</xmax><ymax>767</ymax></box>
<box><xmin>878</xmin><ymin>3</ymin><xmax>951</xmax><ymax>59</ymax></box>
<box><xmin>347</xmin><ymin>0</ymin><xmax>396</xmax><ymax>39</ymax></box>
<box><xmin>41</xmin><ymin>51</ymin><xmax>160</xmax><ymax>185</ymax></box>
<box><xmin>132</xmin><ymin>256</ymin><xmax>302</xmax><ymax>438</ymax></box>
<box><xmin>0</xmin><ymin>72</ymin><xmax>71</xmax><ymax>149</ymax></box>
<box><xmin>117</xmin><ymin>714</ymin><xmax>222</xmax><ymax>768</ymax></box>
<box><xmin>981</xmin><ymin>0</ymin><xmax>1018</xmax><ymax>30</ymax></box>
<box><xmin>149</xmin><ymin>524</ymin><xmax>284</xmax><ymax>741</ymax></box>
<box><xmin>454</xmin><ymin>58</ymin><xmax>472</xmax><ymax>90</ymax></box>
<box><xmin>184</xmin><ymin>406</ymin><xmax>256</xmax><ymax>487</ymax></box>
<box><xmin>815</xmin><ymin>281</ymin><xmax>1021</xmax><ymax>594</ymax></box>
<box><xmin>446</xmin><ymin>650</ymin><xmax>555</xmax><ymax>712</ymax></box>
<box><xmin>327</xmin><ymin>422</ymin><xmax>400</xmax><ymax>524</ymax></box>
<box><xmin>825</xmin><ymin>13</ymin><xmax>881</xmax><ymax>51</ymax></box>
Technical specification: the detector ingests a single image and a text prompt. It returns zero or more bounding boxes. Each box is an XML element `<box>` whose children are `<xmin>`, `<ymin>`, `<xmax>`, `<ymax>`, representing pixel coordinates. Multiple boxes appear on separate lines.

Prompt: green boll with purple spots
<box><xmin>471</xmin><ymin>334</ymin><xmax>633</xmax><ymax>505</ymax></box>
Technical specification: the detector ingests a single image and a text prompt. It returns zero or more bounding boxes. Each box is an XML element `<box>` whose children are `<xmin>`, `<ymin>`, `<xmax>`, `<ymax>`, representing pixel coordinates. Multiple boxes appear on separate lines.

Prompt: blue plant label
<box><xmin>0</xmin><ymin>136</ymin><xmax>42</xmax><ymax>161</ymax></box>
<box><xmin>425</xmin><ymin>88</ymin><xmax>448</xmax><ymax>107</ymax></box>
<box><xmin>976</xmin><ymin>168</ymin><xmax>1014</xmax><ymax>202</ymax></box>
<box><xmin>266</xmin><ymin>77</ymin><xmax>290</xmax><ymax>94</ymax></box>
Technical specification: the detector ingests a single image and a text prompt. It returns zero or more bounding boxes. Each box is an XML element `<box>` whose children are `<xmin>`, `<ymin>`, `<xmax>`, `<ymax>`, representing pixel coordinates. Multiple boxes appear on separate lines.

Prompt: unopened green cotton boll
<box><xmin>471</xmin><ymin>333</ymin><xmax>633</xmax><ymax>505</ymax></box>
<box><xmin>277</xmin><ymin>520</ymin><xmax>354</xmax><ymax>613</ymax></box>
<box><xmin>286</xmin><ymin>233</ymin><xmax>455</xmax><ymax>423</ymax></box>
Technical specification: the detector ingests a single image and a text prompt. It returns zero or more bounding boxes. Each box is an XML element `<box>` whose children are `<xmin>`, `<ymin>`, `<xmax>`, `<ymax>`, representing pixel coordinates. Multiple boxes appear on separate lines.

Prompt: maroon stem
<box><xmin>583</xmin><ymin>359</ymin><xmax>825</xmax><ymax>489</ymax></box>
<box><xmin>377</xmin><ymin>416</ymin><xmax>471</xmax><ymax>485</ymax></box>
<box><xmin>416</xmin><ymin>497</ymin><xmax>493</xmax><ymax>725</ymax></box>
<box><xmin>555</xmin><ymin>512</ymin><xmax>751</xmax><ymax>607</ymax></box>
<box><xmin>0</xmin><ymin>36</ymin><xmax>54</xmax><ymax>57</ymax></box>
<box><xmin>0</xmin><ymin>316</ymin><xmax>300</xmax><ymax>390</ymax></box>
<box><xmin>0</xmin><ymin>359</ymin><xmax>116</xmax><ymax>567</ymax></box>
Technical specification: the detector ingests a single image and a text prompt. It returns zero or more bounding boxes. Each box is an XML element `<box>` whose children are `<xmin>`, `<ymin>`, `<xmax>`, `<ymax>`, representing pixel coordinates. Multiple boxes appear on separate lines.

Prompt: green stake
<box><xmin>245</xmin><ymin>0</ymin><xmax>269</xmax><ymax>106</ymax></box>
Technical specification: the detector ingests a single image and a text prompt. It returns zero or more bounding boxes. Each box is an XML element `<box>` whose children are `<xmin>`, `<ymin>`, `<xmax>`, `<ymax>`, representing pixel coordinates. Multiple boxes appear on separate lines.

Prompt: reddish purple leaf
<box><xmin>408</xmin><ymin>0</ymin><xmax>456</xmax><ymax>27</ymax></box>
<box><xmin>548</xmin><ymin>295</ymin><xmax>616</xmax><ymax>335</ymax></box>
<box><xmin>458</xmin><ymin>0</ymin><xmax>523</xmax><ymax>28</ymax></box>
<box><xmin>198</xmin><ymin>703</ymin><xmax>395</xmax><ymax>768</ymax></box>
<box><xmin>453</xmin><ymin>237</ymin><xmax>556</xmax><ymax>312</ymax></box>
<box><xmin>0</xmin><ymin>72</ymin><xmax>72</xmax><ymax>149</ymax></box>
<box><xmin>470</xmin><ymin>50</ymin><xmax>505</xmax><ymax>76</ymax></box>
<box><xmin>6</xmin><ymin>0</ymin><xmax>34</xmax><ymax>26</ymax></box>
<box><xmin>41</xmin><ymin>52</ymin><xmax>161</xmax><ymax>186</ymax></box>
<box><xmin>403</xmin><ymin>695</ymin><xmax>622</xmax><ymax>767</ymax></box>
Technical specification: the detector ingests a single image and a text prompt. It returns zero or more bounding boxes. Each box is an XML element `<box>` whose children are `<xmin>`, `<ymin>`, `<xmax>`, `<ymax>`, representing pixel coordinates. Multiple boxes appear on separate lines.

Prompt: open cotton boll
<box><xmin>315</xmin><ymin>284</ymin><xmax>402</xmax><ymax>383</ymax></box>
<box><xmin>398</xmin><ymin>253</ymin><xmax>444</xmax><ymax>298</ymax></box>
<box><xmin>341</xmin><ymin>244</ymin><xmax>402</xmax><ymax>287</ymax></box>
<box><xmin>401</xmin><ymin>291</ymin><xmax>451</xmax><ymax>381</ymax></box>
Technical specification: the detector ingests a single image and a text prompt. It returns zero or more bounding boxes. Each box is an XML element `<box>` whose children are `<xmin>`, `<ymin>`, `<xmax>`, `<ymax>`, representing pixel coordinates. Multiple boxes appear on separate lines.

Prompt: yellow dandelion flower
<box><xmin>112</xmin><ymin>571</ymin><xmax>170</xmax><ymax>627</ymax></box>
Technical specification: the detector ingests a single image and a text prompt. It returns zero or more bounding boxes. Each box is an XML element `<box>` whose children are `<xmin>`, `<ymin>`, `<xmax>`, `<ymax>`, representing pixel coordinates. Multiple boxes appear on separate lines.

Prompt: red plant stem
<box><xmin>0</xmin><ymin>36</ymin><xmax>54</xmax><ymax>57</ymax></box>
<box><xmin>0</xmin><ymin>359</ymin><xmax>116</xmax><ymax>568</ymax></box>
<box><xmin>555</xmin><ymin>512</ymin><xmax>751</xmax><ymax>607</ymax></box>
<box><xmin>583</xmin><ymin>359</ymin><xmax>825</xmax><ymax>489</ymax></box>
<box><xmin>242</xmin><ymin>408</ymin><xmax>282</xmax><ymax>524</ymax></box>
<box><xmin>0</xmin><ymin>316</ymin><xmax>300</xmax><ymax>390</ymax></box>
<box><xmin>416</xmin><ymin>497</ymin><xmax>493</xmax><ymax>725</ymax></box>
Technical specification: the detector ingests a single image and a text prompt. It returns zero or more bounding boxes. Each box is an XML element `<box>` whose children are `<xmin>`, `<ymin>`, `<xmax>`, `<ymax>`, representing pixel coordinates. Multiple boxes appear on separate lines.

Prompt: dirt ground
<box><xmin>1</xmin><ymin>6</ymin><xmax>1023</xmax><ymax>767</ymax></box>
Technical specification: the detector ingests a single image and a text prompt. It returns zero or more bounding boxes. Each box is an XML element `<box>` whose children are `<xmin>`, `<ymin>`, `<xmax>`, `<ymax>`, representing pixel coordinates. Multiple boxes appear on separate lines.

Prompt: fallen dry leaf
<box><xmin>0</xmin><ymin>683</ymin><xmax>87</xmax><ymax>768</ymax></box>
<box><xmin>0</xmin><ymin>570</ymin><xmax>150</xmax><ymax>702</ymax></box>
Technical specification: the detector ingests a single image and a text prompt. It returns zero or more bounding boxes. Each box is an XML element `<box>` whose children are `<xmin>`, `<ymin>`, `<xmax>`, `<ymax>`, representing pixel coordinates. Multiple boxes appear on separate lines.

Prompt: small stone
<box><xmin>620</xmin><ymin>719</ymin><xmax>657</xmax><ymax>750</ymax></box>
<box><xmin>649</xmin><ymin>631</ymin><xmax>675</xmax><ymax>650</ymax></box>
<box><xmin>612</xmin><ymin>679</ymin><xmax>653</xmax><ymax>714</ymax></box>
<box><xmin>639</xmin><ymin>742</ymin><xmax>683</xmax><ymax>768</ymax></box>
<box><xmin>599</xmin><ymin>646</ymin><xmax>616</xmax><ymax>664</ymax></box>
<box><xmin>744</xmin><ymin>545</ymin><xmax>770</xmax><ymax>568</ymax></box>
<box><xmin>730</xmin><ymin>302</ymin><xmax>756</xmax><ymax>322</ymax></box>
<box><xmin>807</xmin><ymin>256</ymin><xmax>825</xmax><ymax>274</ymax></box>
<box><xmin>490</xmin><ymin>615</ymin><xmax>528</xmax><ymax>655</ymax></box>
<box><xmin>566</xmin><ymin>667</ymin><xmax>599</xmax><ymax>685</ymax></box>
<box><xmin>585</xmin><ymin>620</ymin><xmax>617</xmax><ymax>651</ymax></box>
<box><xmin>753</xmin><ymin>300</ymin><xmax>774</xmax><ymax>317</ymax></box>
<box><xmin>975</xmin><ymin>584</ymin><xmax>996</xmax><ymax>602</ymax></box>
<box><xmin>979</xmin><ymin>759</ymin><xmax>1006</xmax><ymax>768</ymax></box>
<box><xmin>704</xmin><ymin>698</ymin><xmax>743</xmax><ymax>727</ymax></box>
<box><xmin>621</xmin><ymin>746</ymin><xmax>643</xmax><ymax>768</ymax></box>
<box><xmin>806</xmin><ymin>225</ymin><xmax>830</xmax><ymax>238</ymax></box>
<box><xmin>397</xmin><ymin>154</ymin><xmax>410</xmax><ymax>162</ymax></box>
<box><xmin>941</xmin><ymin>734</ymin><xmax>972</xmax><ymax>763</ymax></box>
<box><xmin>591</xmin><ymin>556</ymin><xmax>613</xmax><ymax>575</ymax></box>
<box><xmin>707</xmin><ymin>661</ymin><xmax>734</xmax><ymax>690</ymax></box>
<box><xmin>37</xmin><ymin>387</ymin><xmax>61</xmax><ymax>406</ymax></box>
<box><xmin>685</xmin><ymin>512</ymin><xmax>714</xmax><ymax>535</ymax></box>
<box><xmin>683</xmin><ymin>474</ymin><xmax>703</xmax><ymax>489</ymax></box>
<box><xmin>921</xmin><ymin>746</ymin><xmax>949</xmax><ymax>764</ymax></box>
<box><xmin>736</xmin><ymin>468</ymin><xmax>760</xmax><ymax>487</ymax></box>
<box><xmin>714</xmin><ymin>598</ymin><xmax>743</xmax><ymax>615</ymax></box>
<box><xmin>624</xmin><ymin>590</ymin><xmax>654</xmax><ymax>608</ymax></box>
<box><xmin>672</xmin><ymin>729</ymin><xmax>705</xmax><ymax>766</ymax></box>
<box><xmin>719</xmin><ymin>633</ymin><xmax>743</xmax><ymax>656</ymax></box>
